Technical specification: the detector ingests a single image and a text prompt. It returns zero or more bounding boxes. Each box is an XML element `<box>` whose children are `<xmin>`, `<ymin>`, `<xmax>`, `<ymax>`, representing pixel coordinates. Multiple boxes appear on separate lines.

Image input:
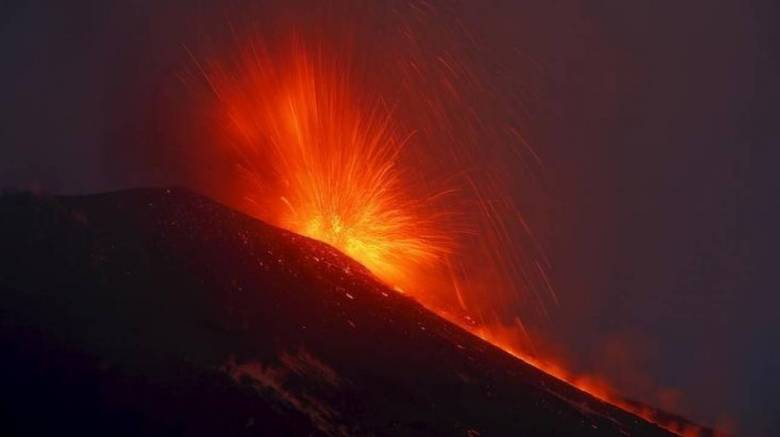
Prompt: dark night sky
<box><xmin>0</xmin><ymin>1</ymin><xmax>771</xmax><ymax>434</ymax></box>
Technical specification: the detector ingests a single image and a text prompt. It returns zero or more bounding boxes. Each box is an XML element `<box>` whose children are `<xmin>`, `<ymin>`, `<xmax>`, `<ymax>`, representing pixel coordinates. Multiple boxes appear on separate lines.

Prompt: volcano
<box><xmin>0</xmin><ymin>188</ymin><xmax>703</xmax><ymax>436</ymax></box>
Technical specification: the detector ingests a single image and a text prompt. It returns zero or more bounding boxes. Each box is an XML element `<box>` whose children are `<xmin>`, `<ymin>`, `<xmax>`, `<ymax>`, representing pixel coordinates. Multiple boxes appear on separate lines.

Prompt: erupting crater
<box><xmin>190</xmin><ymin>38</ymin><xmax>708</xmax><ymax>436</ymax></box>
<box><xmin>205</xmin><ymin>41</ymin><xmax>452</xmax><ymax>293</ymax></box>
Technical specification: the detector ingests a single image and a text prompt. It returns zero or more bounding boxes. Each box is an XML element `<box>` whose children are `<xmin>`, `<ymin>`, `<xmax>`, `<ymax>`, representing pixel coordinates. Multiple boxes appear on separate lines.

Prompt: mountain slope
<box><xmin>0</xmin><ymin>188</ymin><xmax>676</xmax><ymax>436</ymax></box>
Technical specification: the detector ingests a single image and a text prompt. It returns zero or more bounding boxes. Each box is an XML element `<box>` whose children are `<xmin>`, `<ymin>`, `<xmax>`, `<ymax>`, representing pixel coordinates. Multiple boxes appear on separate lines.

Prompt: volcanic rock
<box><xmin>0</xmin><ymin>188</ymin><xmax>683</xmax><ymax>436</ymax></box>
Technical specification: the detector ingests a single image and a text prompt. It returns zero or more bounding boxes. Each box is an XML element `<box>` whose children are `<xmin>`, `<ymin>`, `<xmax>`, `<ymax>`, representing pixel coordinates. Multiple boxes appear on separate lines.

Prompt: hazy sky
<box><xmin>0</xmin><ymin>1</ymin><xmax>771</xmax><ymax>434</ymax></box>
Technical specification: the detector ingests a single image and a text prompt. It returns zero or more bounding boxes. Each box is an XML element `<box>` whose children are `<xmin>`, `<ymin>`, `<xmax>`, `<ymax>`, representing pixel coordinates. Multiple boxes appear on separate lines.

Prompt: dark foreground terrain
<box><xmin>0</xmin><ymin>188</ymin><xmax>688</xmax><ymax>436</ymax></box>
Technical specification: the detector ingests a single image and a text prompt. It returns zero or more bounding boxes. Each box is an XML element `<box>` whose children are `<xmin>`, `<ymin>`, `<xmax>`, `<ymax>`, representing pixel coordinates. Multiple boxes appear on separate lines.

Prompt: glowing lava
<box><xmin>204</xmin><ymin>41</ymin><xmax>451</xmax><ymax>291</ymax></box>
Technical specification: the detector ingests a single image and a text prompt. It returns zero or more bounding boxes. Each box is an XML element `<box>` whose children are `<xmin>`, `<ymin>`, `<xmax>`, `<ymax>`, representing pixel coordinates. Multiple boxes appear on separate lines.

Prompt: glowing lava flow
<box><xmin>199</xmin><ymin>38</ymin><xmax>705</xmax><ymax>437</ymax></box>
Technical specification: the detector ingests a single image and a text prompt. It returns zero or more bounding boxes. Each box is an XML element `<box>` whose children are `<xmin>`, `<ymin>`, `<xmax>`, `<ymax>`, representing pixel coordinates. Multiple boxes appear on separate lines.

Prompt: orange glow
<box><xmin>199</xmin><ymin>36</ymin><xmax>706</xmax><ymax>437</ymax></box>
<box><xmin>453</xmin><ymin>318</ymin><xmax>708</xmax><ymax>437</ymax></box>
<box><xmin>205</xmin><ymin>41</ymin><xmax>451</xmax><ymax>292</ymax></box>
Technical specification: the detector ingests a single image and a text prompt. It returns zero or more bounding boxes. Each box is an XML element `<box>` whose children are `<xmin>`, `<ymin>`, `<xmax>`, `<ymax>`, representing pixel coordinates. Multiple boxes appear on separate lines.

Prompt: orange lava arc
<box><xmin>205</xmin><ymin>42</ymin><xmax>452</xmax><ymax>291</ymax></box>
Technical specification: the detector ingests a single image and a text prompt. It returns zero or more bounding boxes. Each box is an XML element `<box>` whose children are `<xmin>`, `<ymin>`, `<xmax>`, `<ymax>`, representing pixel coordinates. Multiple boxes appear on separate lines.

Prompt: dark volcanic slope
<box><xmin>0</xmin><ymin>188</ymin><xmax>674</xmax><ymax>436</ymax></box>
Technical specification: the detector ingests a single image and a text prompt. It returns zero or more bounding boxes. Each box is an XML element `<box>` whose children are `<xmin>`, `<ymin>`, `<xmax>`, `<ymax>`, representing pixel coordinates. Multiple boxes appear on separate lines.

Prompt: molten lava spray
<box><xmin>204</xmin><ymin>41</ymin><xmax>452</xmax><ymax>293</ymax></box>
<box><xmin>190</xmin><ymin>24</ymin><xmax>705</xmax><ymax>436</ymax></box>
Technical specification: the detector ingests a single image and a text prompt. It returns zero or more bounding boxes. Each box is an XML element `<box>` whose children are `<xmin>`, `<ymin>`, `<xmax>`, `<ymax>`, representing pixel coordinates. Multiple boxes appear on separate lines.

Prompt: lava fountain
<box><xmin>191</xmin><ymin>33</ymin><xmax>703</xmax><ymax>436</ymax></box>
<box><xmin>201</xmin><ymin>39</ymin><xmax>454</xmax><ymax>294</ymax></box>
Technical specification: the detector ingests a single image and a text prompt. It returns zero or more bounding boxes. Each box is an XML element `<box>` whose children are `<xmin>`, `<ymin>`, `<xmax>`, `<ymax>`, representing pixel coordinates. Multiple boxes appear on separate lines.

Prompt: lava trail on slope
<box><xmin>0</xmin><ymin>188</ymin><xmax>694</xmax><ymax>436</ymax></box>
